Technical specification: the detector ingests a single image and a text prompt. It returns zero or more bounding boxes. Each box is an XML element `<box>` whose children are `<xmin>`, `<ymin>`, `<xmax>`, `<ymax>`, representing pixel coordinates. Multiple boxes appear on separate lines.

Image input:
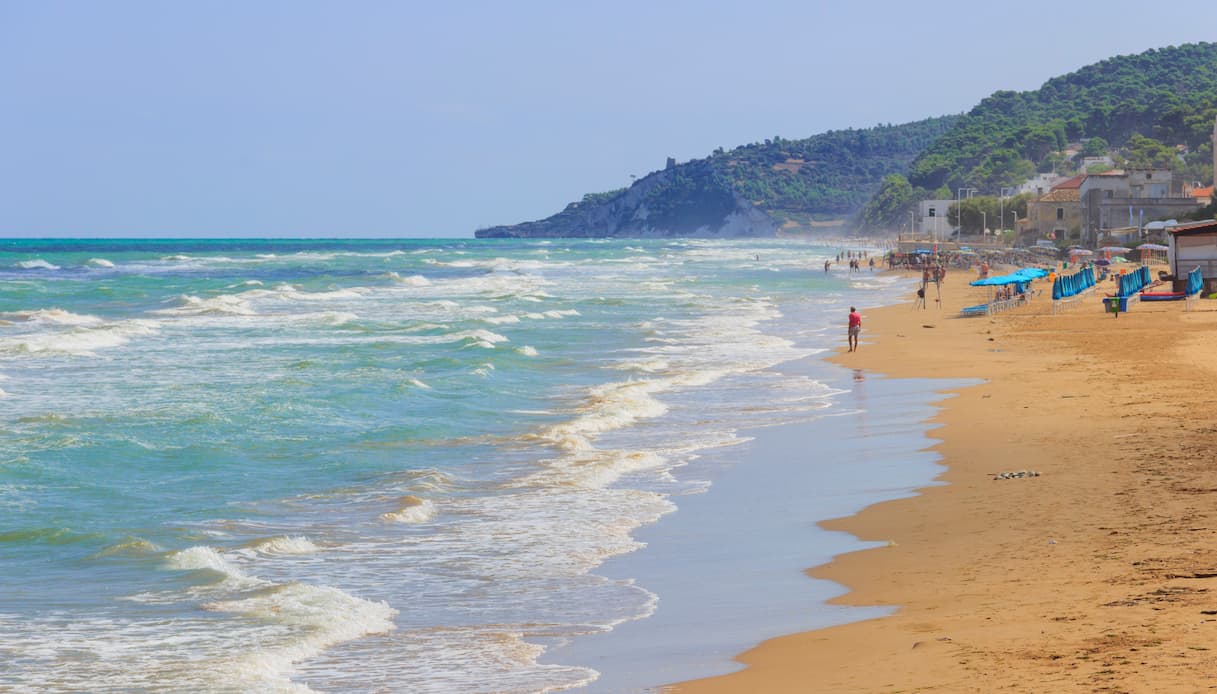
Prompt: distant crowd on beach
<box><xmin>825</xmin><ymin>250</ymin><xmax>875</xmax><ymax>274</ymax></box>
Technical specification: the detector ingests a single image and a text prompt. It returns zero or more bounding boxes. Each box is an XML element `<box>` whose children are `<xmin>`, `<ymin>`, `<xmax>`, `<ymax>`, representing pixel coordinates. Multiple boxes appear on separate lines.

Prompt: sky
<box><xmin>2</xmin><ymin>1</ymin><xmax>1216</xmax><ymax>238</ymax></box>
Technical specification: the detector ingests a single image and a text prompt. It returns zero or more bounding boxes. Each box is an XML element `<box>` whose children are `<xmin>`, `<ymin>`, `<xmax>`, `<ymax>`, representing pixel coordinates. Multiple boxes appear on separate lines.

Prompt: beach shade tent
<box><xmin>969</xmin><ymin>267</ymin><xmax>1049</xmax><ymax>287</ymax></box>
<box><xmin>1068</xmin><ymin>248</ymin><xmax>1094</xmax><ymax>257</ymax></box>
<box><xmin>1137</xmin><ymin>242</ymin><xmax>1170</xmax><ymax>265</ymax></box>
<box><xmin>1098</xmin><ymin>246</ymin><xmax>1132</xmax><ymax>254</ymax></box>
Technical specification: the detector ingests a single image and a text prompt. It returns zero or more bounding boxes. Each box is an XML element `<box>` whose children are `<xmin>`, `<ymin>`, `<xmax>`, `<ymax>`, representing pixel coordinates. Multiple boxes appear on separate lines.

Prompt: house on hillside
<box><xmin>1168</xmin><ymin>219</ymin><xmax>1217</xmax><ymax>294</ymax></box>
<box><xmin>1017</xmin><ymin>173</ymin><xmax>1069</xmax><ymax>197</ymax></box>
<box><xmin>1026</xmin><ymin>175</ymin><xmax>1084</xmax><ymax>242</ymax></box>
<box><xmin>1189</xmin><ymin>184</ymin><xmax>1213</xmax><ymax>207</ymax></box>
<box><xmin>1026</xmin><ymin>169</ymin><xmax>1202</xmax><ymax>246</ymax></box>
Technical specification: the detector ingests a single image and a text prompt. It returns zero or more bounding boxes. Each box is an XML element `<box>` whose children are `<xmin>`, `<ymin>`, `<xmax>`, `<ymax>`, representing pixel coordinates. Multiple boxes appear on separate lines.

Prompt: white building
<box><xmin>916</xmin><ymin>199</ymin><xmax>955</xmax><ymax>239</ymax></box>
<box><xmin>1017</xmin><ymin>173</ymin><xmax>1068</xmax><ymax>197</ymax></box>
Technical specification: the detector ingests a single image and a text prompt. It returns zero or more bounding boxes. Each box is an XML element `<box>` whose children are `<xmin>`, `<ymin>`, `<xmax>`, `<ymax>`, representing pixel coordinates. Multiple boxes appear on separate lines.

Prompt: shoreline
<box><xmin>540</xmin><ymin>295</ymin><xmax>969</xmax><ymax>691</ymax></box>
<box><xmin>672</xmin><ymin>266</ymin><xmax>1217</xmax><ymax>691</ymax></box>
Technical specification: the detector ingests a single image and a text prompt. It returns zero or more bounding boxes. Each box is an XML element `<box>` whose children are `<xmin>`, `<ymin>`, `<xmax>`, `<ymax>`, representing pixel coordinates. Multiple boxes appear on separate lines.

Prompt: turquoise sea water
<box><xmin>0</xmin><ymin>238</ymin><xmax>915</xmax><ymax>692</ymax></box>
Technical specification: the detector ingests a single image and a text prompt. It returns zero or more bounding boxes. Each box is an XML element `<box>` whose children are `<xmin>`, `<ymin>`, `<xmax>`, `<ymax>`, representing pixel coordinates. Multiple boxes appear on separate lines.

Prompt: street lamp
<box><xmin>999</xmin><ymin>186</ymin><xmax>1018</xmax><ymax>235</ymax></box>
<box><xmin>981</xmin><ymin>211</ymin><xmax>987</xmax><ymax>239</ymax></box>
<box><xmin>956</xmin><ymin>187</ymin><xmax>976</xmax><ymax>240</ymax></box>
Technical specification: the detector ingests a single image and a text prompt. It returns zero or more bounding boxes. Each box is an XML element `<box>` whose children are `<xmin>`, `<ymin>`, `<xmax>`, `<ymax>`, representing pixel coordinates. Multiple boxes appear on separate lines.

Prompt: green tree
<box><xmin>1082</xmin><ymin>136</ymin><xmax>1109</xmax><ymax>157</ymax></box>
<box><xmin>859</xmin><ymin>174</ymin><xmax>915</xmax><ymax>230</ymax></box>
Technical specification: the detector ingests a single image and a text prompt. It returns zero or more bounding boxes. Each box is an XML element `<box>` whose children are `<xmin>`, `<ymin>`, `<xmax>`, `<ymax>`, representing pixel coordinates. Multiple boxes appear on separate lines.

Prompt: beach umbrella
<box><xmin>1094</xmin><ymin>259</ymin><xmax>1111</xmax><ymax>266</ymax></box>
<box><xmin>1098</xmin><ymin>246</ymin><xmax>1131</xmax><ymax>253</ymax></box>
<box><xmin>1136</xmin><ymin>243</ymin><xmax>1169</xmax><ymax>251</ymax></box>
<box><xmin>1068</xmin><ymin>249</ymin><xmax>1094</xmax><ymax>257</ymax></box>
<box><xmin>1112</xmin><ymin>256</ymin><xmax>1129</xmax><ymax>263</ymax></box>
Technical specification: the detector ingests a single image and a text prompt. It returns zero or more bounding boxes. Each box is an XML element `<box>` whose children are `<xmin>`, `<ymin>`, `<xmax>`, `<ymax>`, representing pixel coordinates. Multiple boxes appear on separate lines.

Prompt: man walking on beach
<box><xmin>847</xmin><ymin>306</ymin><xmax>861</xmax><ymax>352</ymax></box>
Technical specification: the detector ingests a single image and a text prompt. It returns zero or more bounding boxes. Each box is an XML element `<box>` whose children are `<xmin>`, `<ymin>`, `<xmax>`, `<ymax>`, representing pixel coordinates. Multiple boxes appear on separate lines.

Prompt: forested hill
<box><xmin>904</xmin><ymin>43</ymin><xmax>1217</xmax><ymax>197</ymax></box>
<box><xmin>475</xmin><ymin>116</ymin><xmax>958</xmax><ymax>238</ymax></box>
<box><xmin>859</xmin><ymin>42</ymin><xmax>1217</xmax><ymax>231</ymax></box>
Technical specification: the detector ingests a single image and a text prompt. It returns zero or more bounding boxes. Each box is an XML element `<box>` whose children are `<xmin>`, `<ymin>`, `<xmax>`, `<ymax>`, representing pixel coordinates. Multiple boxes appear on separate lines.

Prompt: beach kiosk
<box><xmin>1167</xmin><ymin>220</ymin><xmax>1217</xmax><ymax>296</ymax></box>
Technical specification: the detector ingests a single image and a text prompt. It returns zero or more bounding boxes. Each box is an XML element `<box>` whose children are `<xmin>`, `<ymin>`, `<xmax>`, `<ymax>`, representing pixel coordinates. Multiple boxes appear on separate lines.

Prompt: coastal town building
<box><xmin>1026</xmin><ymin>175</ymin><xmax>1084</xmax><ymax>242</ymax></box>
<box><xmin>1080</xmin><ymin>155</ymin><xmax>1114</xmax><ymax>172</ymax></box>
<box><xmin>1025</xmin><ymin>169</ymin><xmax>1201</xmax><ymax>246</ymax></box>
<box><xmin>914</xmin><ymin>199</ymin><xmax>955</xmax><ymax>239</ymax></box>
<box><xmin>1190</xmin><ymin>184</ymin><xmax>1213</xmax><ymax>207</ymax></box>
<box><xmin>1017</xmin><ymin>173</ymin><xmax>1069</xmax><ymax>197</ymax></box>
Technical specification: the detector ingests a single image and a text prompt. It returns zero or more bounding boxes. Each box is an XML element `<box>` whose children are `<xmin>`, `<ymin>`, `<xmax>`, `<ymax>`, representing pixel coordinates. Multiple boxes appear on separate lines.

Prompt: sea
<box><xmin>0</xmin><ymin>238</ymin><xmax>960</xmax><ymax>693</ymax></box>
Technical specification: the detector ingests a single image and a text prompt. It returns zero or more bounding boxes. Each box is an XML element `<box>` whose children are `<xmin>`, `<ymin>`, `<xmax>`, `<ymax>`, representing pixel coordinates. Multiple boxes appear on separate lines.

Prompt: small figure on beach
<box><xmin>868</xmin><ymin>257</ymin><xmax>875</xmax><ymax>272</ymax></box>
<box><xmin>824</xmin><ymin>259</ymin><xmax>831</xmax><ymax>272</ymax></box>
<box><xmin>847</xmin><ymin>306</ymin><xmax>861</xmax><ymax>352</ymax></box>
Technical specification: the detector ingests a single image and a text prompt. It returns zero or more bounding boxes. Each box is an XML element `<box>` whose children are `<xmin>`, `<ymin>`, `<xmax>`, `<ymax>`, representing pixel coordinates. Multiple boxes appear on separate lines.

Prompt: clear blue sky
<box><xmin>3</xmin><ymin>1</ymin><xmax>1215</xmax><ymax>238</ymax></box>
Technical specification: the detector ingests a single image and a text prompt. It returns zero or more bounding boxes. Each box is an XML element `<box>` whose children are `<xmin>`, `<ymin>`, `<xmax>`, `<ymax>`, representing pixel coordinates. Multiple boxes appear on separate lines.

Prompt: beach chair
<box><xmin>959</xmin><ymin>303</ymin><xmax>990</xmax><ymax>317</ymax></box>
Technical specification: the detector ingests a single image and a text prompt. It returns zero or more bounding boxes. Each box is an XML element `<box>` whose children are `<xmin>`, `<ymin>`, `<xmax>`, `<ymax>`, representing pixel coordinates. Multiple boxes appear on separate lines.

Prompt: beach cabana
<box><xmin>1136</xmin><ymin>243</ymin><xmax>1169</xmax><ymax>266</ymax></box>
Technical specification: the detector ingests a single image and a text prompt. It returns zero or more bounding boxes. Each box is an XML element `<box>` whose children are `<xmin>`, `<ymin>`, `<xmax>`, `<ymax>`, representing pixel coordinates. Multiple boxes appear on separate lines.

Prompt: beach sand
<box><xmin>673</xmin><ymin>267</ymin><xmax>1217</xmax><ymax>692</ymax></box>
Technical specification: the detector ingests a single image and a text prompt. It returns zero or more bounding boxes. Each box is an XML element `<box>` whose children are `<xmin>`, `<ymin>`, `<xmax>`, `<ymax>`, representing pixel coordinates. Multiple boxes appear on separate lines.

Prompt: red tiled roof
<box><xmin>1052</xmin><ymin>175</ymin><xmax>1086</xmax><ymax>190</ymax></box>
<box><xmin>1039</xmin><ymin>188</ymin><xmax>1081</xmax><ymax>202</ymax></box>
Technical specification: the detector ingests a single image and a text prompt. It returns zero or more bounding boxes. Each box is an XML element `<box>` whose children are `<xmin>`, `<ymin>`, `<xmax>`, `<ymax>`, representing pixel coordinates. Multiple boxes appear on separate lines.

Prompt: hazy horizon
<box><xmin>4</xmin><ymin>1</ymin><xmax>1216</xmax><ymax>238</ymax></box>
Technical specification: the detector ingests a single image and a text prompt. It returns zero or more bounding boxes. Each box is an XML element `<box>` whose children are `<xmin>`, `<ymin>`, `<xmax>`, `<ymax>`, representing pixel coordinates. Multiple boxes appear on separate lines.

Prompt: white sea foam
<box><xmin>200</xmin><ymin>582</ymin><xmax>397</xmax><ymax>692</ymax></box>
<box><xmin>16</xmin><ymin>259</ymin><xmax>60</xmax><ymax>270</ymax></box>
<box><xmin>456</xmin><ymin>329</ymin><xmax>509</xmax><ymax>349</ymax></box>
<box><xmin>408</xmin><ymin>377</ymin><xmax>432</xmax><ymax>390</ymax></box>
<box><xmin>154</xmin><ymin>294</ymin><xmax>256</xmax><ymax>317</ymax></box>
<box><xmin>380</xmin><ymin>496</ymin><xmax>436</xmax><ymax>523</ymax></box>
<box><xmin>612</xmin><ymin>357</ymin><xmax>669</xmax><ymax>373</ymax></box>
<box><xmin>388</xmin><ymin>272</ymin><xmax>431</xmax><ymax>286</ymax></box>
<box><xmin>7</xmin><ymin>308</ymin><xmax>104</xmax><ymax>326</ymax></box>
<box><xmin>0</xmin><ymin>318</ymin><xmax>158</xmax><ymax>356</ymax></box>
<box><xmin>285</xmin><ymin>311</ymin><xmax>358</xmax><ymax>327</ymax></box>
<box><xmin>251</xmin><ymin>536</ymin><xmax>320</xmax><ymax>556</ymax></box>
<box><xmin>537</xmin><ymin>379</ymin><xmax>670</xmax><ymax>453</ymax></box>
<box><xmin>167</xmin><ymin>546</ymin><xmax>250</xmax><ymax>582</ymax></box>
<box><xmin>86</xmin><ymin>258</ymin><xmax>115</xmax><ymax>268</ymax></box>
<box><xmin>516</xmin><ymin>345</ymin><xmax>539</xmax><ymax>357</ymax></box>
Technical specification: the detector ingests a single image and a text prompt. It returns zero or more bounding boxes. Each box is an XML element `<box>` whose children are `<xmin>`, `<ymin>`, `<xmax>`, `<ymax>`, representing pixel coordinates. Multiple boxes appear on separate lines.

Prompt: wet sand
<box><xmin>673</xmin><ymin>267</ymin><xmax>1217</xmax><ymax>692</ymax></box>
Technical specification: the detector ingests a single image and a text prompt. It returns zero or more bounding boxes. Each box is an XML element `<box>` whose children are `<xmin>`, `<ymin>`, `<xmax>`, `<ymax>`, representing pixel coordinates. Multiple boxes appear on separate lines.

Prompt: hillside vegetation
<box><xmin>708</xmin><ymin>117</ymin><xmax>959</xmax><ymax>225</ymax></box>
<box><xmin>860</xmin><ymin>43</ymin><xmax>1217</xmax><ymax>231</ymax></box>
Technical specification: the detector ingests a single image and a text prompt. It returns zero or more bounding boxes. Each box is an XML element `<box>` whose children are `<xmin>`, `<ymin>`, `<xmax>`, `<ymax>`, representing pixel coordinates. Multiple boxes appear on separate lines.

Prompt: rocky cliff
<box><xmin>474</xmin><ymin>159</ymin><xmax>777</xmax><ymax>238</ymax></box>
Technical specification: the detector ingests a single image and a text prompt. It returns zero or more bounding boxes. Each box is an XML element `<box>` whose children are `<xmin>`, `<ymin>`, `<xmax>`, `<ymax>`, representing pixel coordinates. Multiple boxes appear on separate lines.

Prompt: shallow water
<box><xmin>0</xmin><ymin>238</ymin><xmax>931</xmax><ymax>692</ymax></box>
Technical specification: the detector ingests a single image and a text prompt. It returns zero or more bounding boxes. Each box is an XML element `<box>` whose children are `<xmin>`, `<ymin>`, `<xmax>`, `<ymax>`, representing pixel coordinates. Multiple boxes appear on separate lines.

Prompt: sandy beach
<box><xmin>674</xmin><ymin>266</ymin><xmax>1217</xmax><ymax>692</ymax></box>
